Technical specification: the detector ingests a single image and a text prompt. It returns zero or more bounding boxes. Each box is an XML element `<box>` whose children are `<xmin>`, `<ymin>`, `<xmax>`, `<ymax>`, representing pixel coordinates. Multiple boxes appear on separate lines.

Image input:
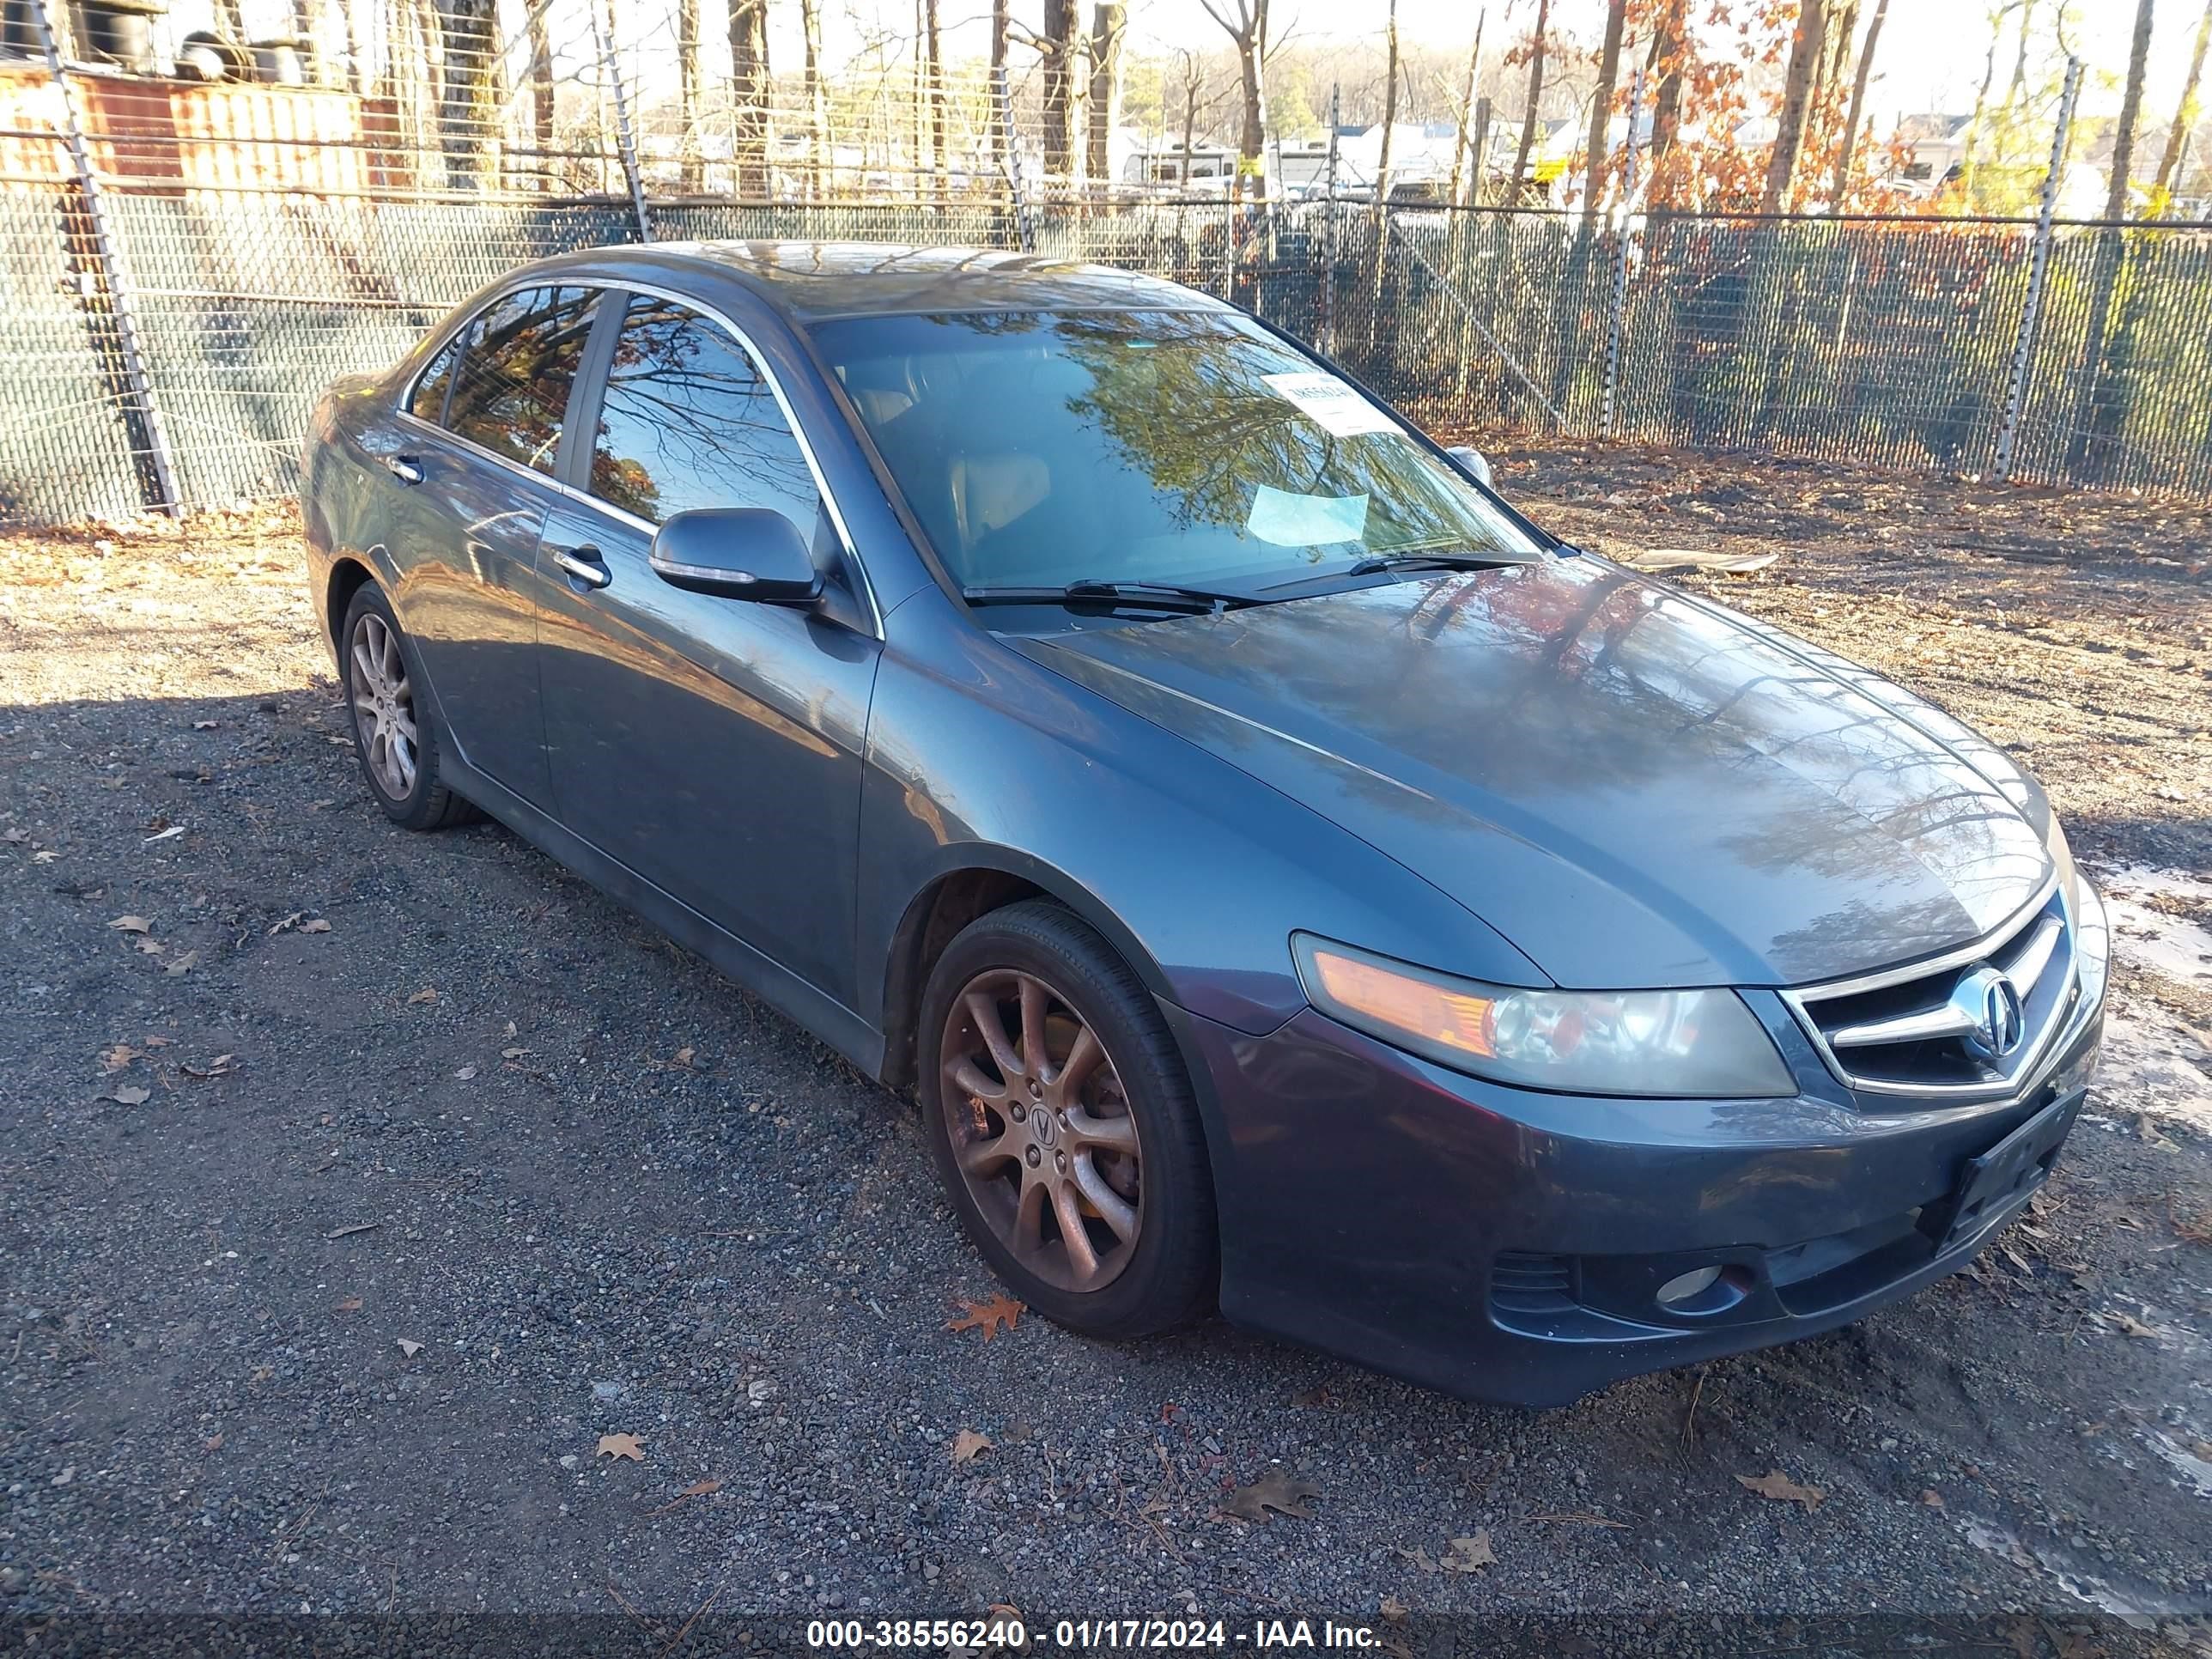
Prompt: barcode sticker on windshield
<box><xmin>1263</xmin><ymin>372</ymin><xmax>1401</xmax><ymax>438</ymax></box>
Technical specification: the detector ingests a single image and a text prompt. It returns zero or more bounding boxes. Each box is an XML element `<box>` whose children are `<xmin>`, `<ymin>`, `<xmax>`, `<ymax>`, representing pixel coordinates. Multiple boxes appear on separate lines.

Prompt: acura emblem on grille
<box><xmin>1951</xmin><ymin>964</ymin><xmax>2026</xmax><ymax>1060</ymax></box>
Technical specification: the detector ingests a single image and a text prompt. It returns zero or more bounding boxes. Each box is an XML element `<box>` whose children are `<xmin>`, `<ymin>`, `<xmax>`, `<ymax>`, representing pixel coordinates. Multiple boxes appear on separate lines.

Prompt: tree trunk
<box><xmin>925</xmin><ymin>0</ymin><xmax>945</xmax><ymax>191</ymax></box>
<box><xmin>2106</xmin><ymin>0</ymin><xmax>2155</xmax><ymax>219</ymax></box>
<box><xmin>1180</xmin><ymin>56</ymin><xmax>1201</xmax><ymax>187</ymax></box>
<box><xmin>1647</xmin><ymin>0</ymin><xmax>1685</xmax><ymax>207</ymax></box>
<box><xmin>677</xmin><ymin>0</ymin><xmax>700</xmax><ymax>188</ymax></box>
<box><xmin>2154</xmin><ymin>0</ymin><xmax>2211</xmax><ymax>200</ymax></box>
<box><xmin>990</xmin><ymin>0</ymin><xmax>1011</xmax><ymax>179</ymax></box>
<box><xmin>1088</xmin><ymin>3</ymin><xmax>1126</xmax><ymax>185</ymax></box>
<box><xmin>727</xmin><ymin>0</ymin><xmax>770</xmax><ymax>199</ymax></box>
<box><xmin>1507</xmin><ymin>0</ymin><xmax>1550</xmax><ymax>205</ymax></box>
<box><xmin>1759</xmin><ymin>0</ymin><xmax>1826</xmax><ymax>213</ymax></box>
<box><xmin>801</xmin><ymin>0</ymin><xmax>827</xmax><ymax>196</ymax></box>
<box><xmin>1041</xmin><ymin>0</ymin><xmax>1089</xmax><ymax>181</ymax></box>
<box><xmin>2073</xmin><ymin>0</ymin><xmax>2158</xmax><ymax>475</ymax></box>
<box><xmin>1581</xmin><ymin>0</ymin><xmax>1626</xmax><ymax>220</ymax></box>
<box><xmin>529</xmin><ymin>0</ymin><xmax>554</xmax><ymax>183</ymax></box>
<box><xmin>1374</xmin><ymin>0</ymin><xmax>1399</xmax><ymax>209</ymax></box>
<box><xmin>1832</xmin><ymin>0</ymin><xmax>1887</xmax><ymax>205</ymax></box>
<box><xmin>1232</xmin><ymin>5</ymin><xmax>1267</xmax><ymax>199</ymax></box>
<box><xmin>1448</xmin><ymin>8</ymin><xmax>1486</xmax><ymax>206</ymax></box>
<box><xmin>1957</xmin><ymin>3</ymin><xmax>2016</xmax><ymax>204</ymax></box>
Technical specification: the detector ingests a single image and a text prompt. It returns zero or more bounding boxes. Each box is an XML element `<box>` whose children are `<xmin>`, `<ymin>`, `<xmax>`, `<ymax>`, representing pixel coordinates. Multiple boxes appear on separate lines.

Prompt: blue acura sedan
<box><xmin>301</xmin><ymin>242</ymin><xmax>2107</xmax><ymax>1405</ymax></box>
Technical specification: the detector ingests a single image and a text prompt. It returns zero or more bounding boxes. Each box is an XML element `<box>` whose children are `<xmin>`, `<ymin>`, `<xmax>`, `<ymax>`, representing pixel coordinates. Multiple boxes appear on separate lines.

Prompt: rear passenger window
<box><xmin>446</xmin><ymin>285</ymin><xmax>598</xmax><ymax>474</ymax></box>
<box><xmin>409</xmin><ymin>332</ymin><xmax>464</xmax><ymax>422</ymax></box>
<box><xmin>587</xmin><ymin>292</ymin><xmax>820</xmax><ymax>527</ymax></box>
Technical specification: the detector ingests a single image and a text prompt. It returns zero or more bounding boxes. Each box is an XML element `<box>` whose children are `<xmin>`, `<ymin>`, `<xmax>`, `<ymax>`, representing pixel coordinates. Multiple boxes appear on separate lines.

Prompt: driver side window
<box><xmin>444</xmin><ymin>284</ymin><xmax>599</xmax><ymax>476</ymax></box>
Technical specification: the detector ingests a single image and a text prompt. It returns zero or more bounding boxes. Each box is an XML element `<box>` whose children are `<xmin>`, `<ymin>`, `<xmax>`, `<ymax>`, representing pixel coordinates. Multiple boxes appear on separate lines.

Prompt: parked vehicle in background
<box><xmin>301</xmin><ymin>243</ymin><xmax>2107</xmax><ymax>1406</ymax></box>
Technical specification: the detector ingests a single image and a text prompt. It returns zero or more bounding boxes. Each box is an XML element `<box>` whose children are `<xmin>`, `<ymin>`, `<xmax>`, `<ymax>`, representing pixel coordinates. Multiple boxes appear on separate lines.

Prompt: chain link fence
<box><xmin>5</xmin><ymin>0</ymin><xmax>2212</xmax><ymax>526</ymax></box>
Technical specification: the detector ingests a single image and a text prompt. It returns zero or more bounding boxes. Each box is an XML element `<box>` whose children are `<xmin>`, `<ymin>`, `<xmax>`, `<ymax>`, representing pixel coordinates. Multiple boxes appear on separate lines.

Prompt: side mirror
<box><xmin>1445</xmin><ymin>444</ymin><xmax>1495</xmax><ymax>489</ymax></box>
<box><xmin>648</xmin><ymin>507</ymin><xmax>822</xmax><ymax>605</ymax></box>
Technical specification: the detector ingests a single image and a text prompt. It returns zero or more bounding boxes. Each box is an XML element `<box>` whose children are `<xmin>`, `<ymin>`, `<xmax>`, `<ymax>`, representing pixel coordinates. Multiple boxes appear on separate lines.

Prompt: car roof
<box><xmin>523</xmin><ymin>240</ymin><xmax>1231</xmax><ymax>323</ymax></box>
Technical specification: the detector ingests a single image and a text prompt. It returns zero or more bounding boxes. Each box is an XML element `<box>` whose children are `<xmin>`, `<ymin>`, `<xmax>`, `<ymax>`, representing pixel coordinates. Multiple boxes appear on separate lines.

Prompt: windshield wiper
<box><xmin>1346</xmin><ymin>550</ymin><xmax>1527</xmax><ymax>577</ymax></box>
<box><xmin>962</xmin><ymin>579</ymin><xmax>1255</xmax><ymax>614</ymax></box>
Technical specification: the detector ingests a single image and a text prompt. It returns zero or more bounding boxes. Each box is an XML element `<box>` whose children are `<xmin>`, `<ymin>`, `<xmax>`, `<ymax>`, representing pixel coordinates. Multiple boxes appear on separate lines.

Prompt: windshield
<box><xmin>811</xmin><ymin>308</ymin><xmax>1542</xmax><ymax>601</ymax></box>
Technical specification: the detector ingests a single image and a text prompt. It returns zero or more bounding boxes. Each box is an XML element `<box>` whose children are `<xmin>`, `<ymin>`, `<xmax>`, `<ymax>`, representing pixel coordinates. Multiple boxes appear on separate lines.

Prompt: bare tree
<box><xmin>2154</xmin><ymin>0</ymin><xmax>2212</xmax><ymax>201</ymax></box>
<box><xmin>727</xmin><ymin>0</ymin><xmax>769</xmax><ymax>198</ymax></box>
<box><xmin>1198</xmin><ymin>0</ymin><xmax>1271</xmax><ymax>199</ymax></box>
<box><xmin>1088</xmin><ymin>3</ymin><xmax>1127</xmax><ymax>185</ymax></box>
<box><xmin>1759</xmin><ymin>0</ymin><xmax>1827</xmax><ymax>213</ymax></box>
<box><xmin>989</xmin><ymin>0</ymin><xmax>1011</xmax><ymax>173</ymax></box>
<box><xmin>801</xmin><ymin>0</ymin><xmax>828</xmax><ymax>195</ymax></box>
<box><xmin>1374</xmin><ymin>0</ymin><xmax>1399</xmax><ymax>208</ymax></box>
<box><xmin>1581</xmin><ymin>0</ymin><xmax>1626</xmax><ymax>218</ymax></box>
<box><xmin>1041</xmin><ymin>0</ymin><xmax>1091</xmax><ymax>181</ymax></box>
<box><xmin>1448</xmin><ymin>8</ymin><xmax>1486</xmax><ymax>206</ymax></box>
<box><xmin>1958</xmin><ymin>2</ymin><xmax>2021</xmax><ymax>204</ymax></box>
<box><xmin>1507</xmin><ymin>0</ymin><xmax>1550</xmax><ymax>205</ymax></box>
<box><xmin>925</xmin><ymin>0</ymin><xmax>945</xmax><ymax>187</ymax></box>
<box><xmin>1832</xmin><ymin>0</ymin><xmax>1887</xmax><ymax>205</ymax></box>
<box><xmin>677</xmin><ymin>0</ymin><xmax>700</xmax><ymax>187</ymax></box>
<box><xmin>1176</xmin><ymin>48</ymin><xmax>1209</xmax><ymax>182</ymax></box>
<box><xmin>527</xmin><ymin>1</ymin><xmax>554</xmax><ymax>181</ymax></box>
<box><xmin>1645</xmin><ymin>0</ymin><xmax>1686</xmax><ymax>206</ymax></box>
<box><xmin>2106</xmin><ymin>0</ymin><xmax>2155</xmax><ymax>218</ymax></box>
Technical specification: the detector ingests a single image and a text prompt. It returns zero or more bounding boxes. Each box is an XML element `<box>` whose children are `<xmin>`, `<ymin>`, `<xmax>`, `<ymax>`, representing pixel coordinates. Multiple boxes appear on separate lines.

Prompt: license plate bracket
<box><xmin>1937</xmin><ymin>1088</ymin><xmax>2084</xmax><ymax>1255</ymax></box>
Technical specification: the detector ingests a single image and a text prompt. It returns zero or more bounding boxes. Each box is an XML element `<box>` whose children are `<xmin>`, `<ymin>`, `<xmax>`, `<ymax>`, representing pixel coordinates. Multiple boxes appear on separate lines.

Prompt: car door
<box><xmin>536</xmin><ymin>289</ymin><xmax>880</xmax><ymax>1009</ymax></box>
<box><xmin>375</xmin><ymin>283</ymin><xmax>600</xmax><ymax>806</ymax></box>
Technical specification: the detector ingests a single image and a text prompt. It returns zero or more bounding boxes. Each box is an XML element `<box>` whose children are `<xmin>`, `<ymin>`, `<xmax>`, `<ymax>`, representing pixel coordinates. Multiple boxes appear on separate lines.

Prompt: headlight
<box><xmin>1291</xmin><ymin>934</ymin><xmax>1795</xmax><ymax>1098</ymax></box>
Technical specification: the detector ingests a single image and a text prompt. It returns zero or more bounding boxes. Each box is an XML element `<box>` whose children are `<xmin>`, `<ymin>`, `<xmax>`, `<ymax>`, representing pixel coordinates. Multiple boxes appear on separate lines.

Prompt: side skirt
<box><xmin>439</xmin><ymin>754</ymin><xmax>889</xmax><ymax>1081</ymax></box>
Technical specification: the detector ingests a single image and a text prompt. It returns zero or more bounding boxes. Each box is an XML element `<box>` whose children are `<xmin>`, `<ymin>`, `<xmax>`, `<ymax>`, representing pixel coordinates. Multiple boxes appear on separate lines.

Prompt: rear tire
<box><xmin>918</xmin><ymin>900</ymin><xmax>1217</xmax><ymax>1338</ymax></box>
<box><xmin>339</xmin><ymin>583</ymin><xmax>479</xmax><ymax>831</ymax></box>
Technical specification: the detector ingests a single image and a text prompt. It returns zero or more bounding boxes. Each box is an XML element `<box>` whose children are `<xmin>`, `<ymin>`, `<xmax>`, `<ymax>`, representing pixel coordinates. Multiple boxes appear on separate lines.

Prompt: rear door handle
<box><xmin>384</xmin><ymin>453</ymin><xmax>422</xmax><ymax>484</ymax></box>
<box><xmin>549</xmin><ymin>544</ymin><xmax>611</xmax><ymax>590</ymax></box>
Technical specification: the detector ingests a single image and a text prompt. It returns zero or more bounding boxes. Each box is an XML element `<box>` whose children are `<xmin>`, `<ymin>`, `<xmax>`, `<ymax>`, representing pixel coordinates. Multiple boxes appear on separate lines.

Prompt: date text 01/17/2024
<box><xmin>804</xmin><ymin>1617</ymin><xmax>1389</xmax><ymax>1650</ymax></box>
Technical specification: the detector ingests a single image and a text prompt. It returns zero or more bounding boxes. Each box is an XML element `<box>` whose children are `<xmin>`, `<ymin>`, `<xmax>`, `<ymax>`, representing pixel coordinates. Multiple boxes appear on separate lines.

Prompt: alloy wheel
<box><xmin>349</xmin><ymin>611</ymin><xmax>418</xmax><ymax>800</ymax></box>
<box><xmin>939</xmin><ymin>968</ymin><xmax>1145</xmax><ymax>1293</ymax></box>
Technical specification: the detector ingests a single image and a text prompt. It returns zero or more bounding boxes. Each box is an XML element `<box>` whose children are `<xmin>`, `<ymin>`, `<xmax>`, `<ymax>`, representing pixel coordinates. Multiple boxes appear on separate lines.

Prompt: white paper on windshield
<box><xmin>1246</xmin><ymin>483</ymin><xmax>1369</xmax><ymax>547</ymax></box>
<box><xmin>1262</xmin><ymin>371</ymin><xmax>1402</xmax><ymax>437</ymax></box>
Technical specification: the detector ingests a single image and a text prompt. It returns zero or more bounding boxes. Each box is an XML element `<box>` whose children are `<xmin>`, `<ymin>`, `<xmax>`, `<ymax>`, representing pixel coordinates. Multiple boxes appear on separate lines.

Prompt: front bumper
<box><xmin>1166</xmin><ymin>970</ymin><xmax>2105</xmax><ymax>1408</ymax></box>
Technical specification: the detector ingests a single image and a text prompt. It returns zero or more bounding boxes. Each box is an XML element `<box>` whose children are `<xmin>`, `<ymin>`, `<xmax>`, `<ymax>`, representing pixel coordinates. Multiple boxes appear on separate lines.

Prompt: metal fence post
<box><xmin>1995</xmin><ymin>55</ymin><xmax>2079</xmax><ymax>482</ymax></box>
<box><xmin>33</xmin><ymin>0</ymin><xmax>179</xmax><ymax>517</ymax></box>
<box><xmin>1320</xmin><ymin>84</ymin><xmax>1340</xmax><ymax>355</ymax></box>
<box><xmin>1598</xmin><ymin>70</ymin><xmax>1644</xmax><ymax>439</ymax></box>
<box><xmin>995</xmin><ymin>65</ymin><xmax>1036</xmax><ymax>253</ymax></box>
<box><xmin>594</xmin><ymin>0</ymin><xmax>653</xmax><ymax>243</ymax></box>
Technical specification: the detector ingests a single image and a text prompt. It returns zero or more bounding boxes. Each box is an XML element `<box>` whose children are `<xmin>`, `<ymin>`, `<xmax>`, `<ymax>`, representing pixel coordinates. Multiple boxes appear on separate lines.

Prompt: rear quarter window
<box><xmin>444</xmin><ymin>285</ymin><xmax>599</xmax><ymax>474</ymax></box>
<box><xmin>407</xmin><ymin>332</ymin><xmax>465</xmax><ymax>423</ymax></box>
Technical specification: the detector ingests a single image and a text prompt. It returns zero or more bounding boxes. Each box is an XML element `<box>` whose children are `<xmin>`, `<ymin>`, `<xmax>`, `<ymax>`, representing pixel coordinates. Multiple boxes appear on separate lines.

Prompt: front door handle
<box><xmin>384</xmin><ymin>453</ymin><xmax>423</xmax><ymax>485</ymax></box>
<box><xmin>549</xmin><ymin>545</ymin><xmax>611</xmax><ymax>590</ymax></box>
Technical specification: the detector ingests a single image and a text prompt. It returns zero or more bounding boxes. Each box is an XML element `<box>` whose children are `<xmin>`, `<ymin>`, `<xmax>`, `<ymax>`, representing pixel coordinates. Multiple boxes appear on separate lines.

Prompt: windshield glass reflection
<box><xmin>811</xmin><ymin>308</ymin><xmax>1540</xmax><ymax>600</ymax></box>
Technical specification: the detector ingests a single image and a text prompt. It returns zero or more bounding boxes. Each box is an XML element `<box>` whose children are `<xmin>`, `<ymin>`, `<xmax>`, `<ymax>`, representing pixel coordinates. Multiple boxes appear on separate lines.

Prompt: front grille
<box><xmin>1490</xmin><ymin>1251</ymin><xmax>1575</xmax><ymax>1313</ymax></box>
<box><xmin>1784</xmin><ymin>884</ymin><xmax>2078</xmax><ymax>1097</ymax></box>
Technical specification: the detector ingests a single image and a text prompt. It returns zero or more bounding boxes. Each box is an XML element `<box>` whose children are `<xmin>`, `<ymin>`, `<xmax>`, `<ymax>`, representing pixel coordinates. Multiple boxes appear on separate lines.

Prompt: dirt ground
<box><xmin>2</xmin><ymin>442</ymin><xmax>2209</xmax><ymax>1658</ymax></box>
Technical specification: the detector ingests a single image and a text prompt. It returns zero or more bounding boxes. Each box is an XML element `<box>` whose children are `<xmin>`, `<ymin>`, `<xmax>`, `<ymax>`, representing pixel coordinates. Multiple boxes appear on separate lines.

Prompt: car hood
<box><xmin>1012</xmin><ymin>558</ymin><xmax>2053</xmax><ymax>989</ymax></box>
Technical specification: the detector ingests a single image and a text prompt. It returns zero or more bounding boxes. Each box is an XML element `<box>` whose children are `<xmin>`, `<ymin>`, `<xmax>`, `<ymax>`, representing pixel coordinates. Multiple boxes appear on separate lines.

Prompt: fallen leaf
<box><xmin>324</xmin><ymin>1221</ymin><xmax>380</xmax><ymax>1239</ymax></box>
<box><xmin>108</xmin><ymin>915</ymin><xmax>152</xmax><ymax>933</ymax></box>
<box><xmin>407</xmin><ymin>987</ymin><xmax>440</xmax><ymax>1005</ymax></box>
<box><xmin>33</xmin><ymin>849</ymin><xmax>58</xmax><ymax>863</ymax></box>
<box><xmin>1224</xmin><ymin>1470</ymin><xmax>1320</xmax><ymax>1523</ymax></box>
<box><xmin>143</xmin><ymin>825</ymin><xmax>185</xmax><ymax>844</ymax></box>
<box><xmin>193</xmin><ymin>720</ymin><xmax>219</xmax><ymax>730</ymax></box>
<box><xmin>1440</xmin><ymin>1531</ymin><xmax>1495</xmax><ymax>1573</ymax></box>
<box><xmin>135</xmin><ymin>936</ymin><xmax>166</xmax><ymax>955</ymax></box>
<box><xmin>101</xmin><ymin>1043</ymin><xmax>138</xmax><ymax>1073</ymax></box>
<box><xmin>947</xmin><ymin>1293</ymin><xmax>1024</xmax><ymax>1342</ymax></box>
<box><xmin>396</xmin><ymin>1338</ymin><xmax>423</xmax><ymax>1359</ymax></box>
<box><xmin>181</xmin><ymin>1054</ymin><xmax>235</xmax><ymax>1079</ymax></box>
<box><xmin>1737</xmin><ymin>1469</ymin><xmax>1826</xmax><ymax>1511</ymax></box>
<box><xmin>950</xmin><ymin>1429</ymin><xmax>994</xmax><ymax>1464</ymax></box>
<box><xmin>453</xmin><ymin>1065</ymin><xmax>477</xmax><ymax>1081</ymax></box>
<box><xmin>501</xmin><ymin>1046</ymin><xmax>530</xmax><ymax>1060</ymax></box>
<box><xmin>2107</xmin><ymin>1311</ymin><xmax>2159</xmax><ymax>1340</ymax></box>
<box><xmin>1379</xmin><ymin>1595</ymin><xmax>1409</xmax><ymax>1624</ymax></box>
<box><xmin>143</xmin><ymin>1035</ymin><xmax>173</xmax><ymax>1047</ymax></box>
<box><xmin>675</xmin><ymin>1477</ymin><xmax>720</xmax><ymax>1498</ymax></box>
<box><xmin>266</xmin><ymin>912</ymin><xmax>302</xmax><ymax>935</ymax></box>
<box><xmin>332</xmin><ymin>1297</ymin><xmax>362</xmax><ymax>1313</ymax></box>
<box><xmin>597</xmin><ymin>1432</ymin><xmax>645</xmax><ymax>1462</ymax></box>
<box><xmin>301</xmin><ymin>919</ymin><xmax>331</xmax><ymax>934</ymax></box>
<box><xmin>106</xmin><ymin>1085</ymin><xmax>151</xmax><ymax>1106</ymax></box>
<box><xmin>675</xmin><ymin>1046</ymin><xmax>696</xmax><ymax>1067</ymax></box>
<box><xmin>1395</xmin><ymin>1546</ymin><xmax>1439</xmax><ymax>1574</ymax></box>
<box><xmin>1921</xmin><ymin>1489</ymin><xmax>1945</xmax><ymax>1509</ymax></box>
<box><xmin>164</xmin><ymin>951</ymin><xmax>198</xmax><ymax>976</ymax></box>
<box><xmin>203</xmin><ymin>1433</ymin><xmax>223</xmax><ymax>1451</ymax></box>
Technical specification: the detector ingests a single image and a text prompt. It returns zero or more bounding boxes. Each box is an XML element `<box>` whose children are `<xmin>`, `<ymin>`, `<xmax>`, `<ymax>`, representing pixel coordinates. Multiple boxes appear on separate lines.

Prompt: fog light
<box><xmin>1656</xmin><ymin>1265</ymin><xmax>1723</xmax><ymax>1307</ymax></box>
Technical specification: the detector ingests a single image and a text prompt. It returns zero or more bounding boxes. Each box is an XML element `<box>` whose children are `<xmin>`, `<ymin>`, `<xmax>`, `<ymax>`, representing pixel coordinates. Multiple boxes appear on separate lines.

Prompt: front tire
<box><xmin>339</xmin><ymin>583</ymin><xmax>478</xmax><ymax>831</ymax></box>
<box><xmin>918</xmin><ymin>900</ymin><xmax>1217</xmax><ymax>1338</ymax></box>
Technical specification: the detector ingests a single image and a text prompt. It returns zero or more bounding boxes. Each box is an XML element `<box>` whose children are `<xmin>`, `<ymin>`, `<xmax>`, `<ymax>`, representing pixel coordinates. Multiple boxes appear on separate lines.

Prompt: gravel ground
<box><xmin>2</xmin><ymin>453</ymin><xmax>2209</xmax><ymax>1658</ymax></box>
